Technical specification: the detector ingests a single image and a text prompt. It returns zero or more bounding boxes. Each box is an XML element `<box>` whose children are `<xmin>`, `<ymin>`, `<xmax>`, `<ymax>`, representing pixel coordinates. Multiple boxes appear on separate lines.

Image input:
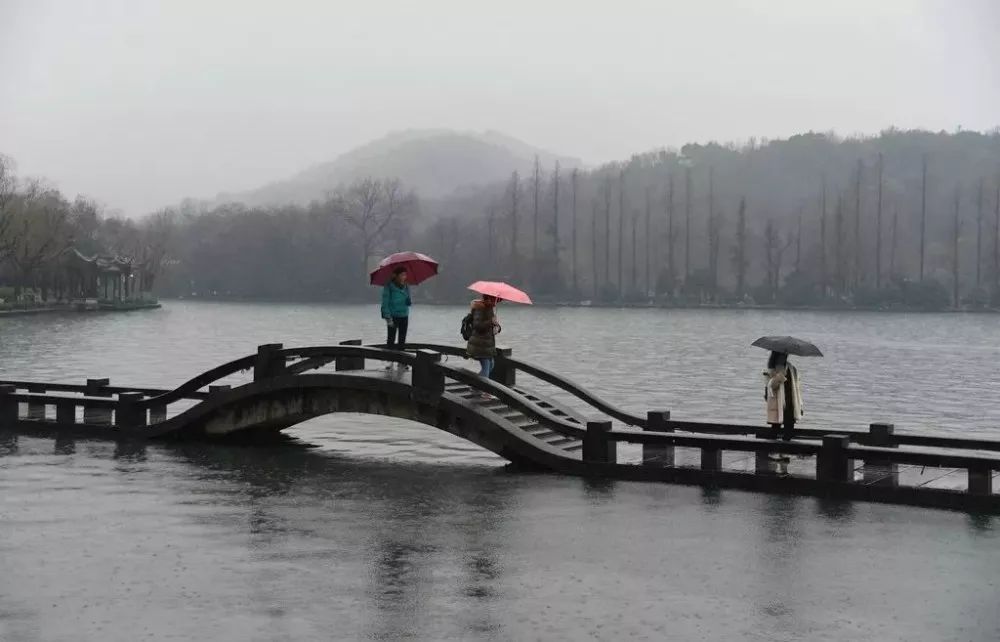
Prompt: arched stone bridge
<box><xmin>2</xmin><ymin>341</ymin><xmax>999</xmax><ymax>512</ymax></box>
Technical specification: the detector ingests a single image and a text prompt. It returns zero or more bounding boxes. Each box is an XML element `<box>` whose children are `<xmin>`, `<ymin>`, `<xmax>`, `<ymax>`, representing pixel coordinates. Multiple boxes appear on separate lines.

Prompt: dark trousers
<box><xmin>386</xmin><ymin>316</ymin><xmax>409</xmax><ymax>349</ymax></box>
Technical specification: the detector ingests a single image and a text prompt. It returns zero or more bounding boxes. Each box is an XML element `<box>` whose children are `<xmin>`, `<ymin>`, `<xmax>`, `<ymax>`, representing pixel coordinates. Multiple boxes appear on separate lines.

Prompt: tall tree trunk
<box><xmin>631</xmin><ymin>209</ymin><xmax>638</xmax><ymax>298</ymax></box>
<box><xmin>618</xmin><ymin>168</ymin><xmax>625</xmax><ymax>300</ymax></box>
<box><xmin>890</xmin><ymin>203</ymin><xmax>899</xmax><ymax>277</ymax></box>
<box><xmin>707</xmin><ymin>166</ymin><xmax>714</xmax><ymax>294</ymax></box>
<box><xmin>666</xmin><ymin>173</ymin><xmax>675</xmax><ymax>285</ymax></box>
<box><xmin>644</xmin><ymin>186</ymin><xmax>651</xmax><ymax>297</ymax></box>
<box><xmin>820</xmin><ymin>175</ymin><xmax>828</xmax><ymax>297</ymax></box>
<box><xmin>604</xmin><ymin>176</ymin><xmax>612</xmax><ymax>288</ymax></box>
<box><xmin>684</xmin><ymin>166</ymin><xmax>692</xmax><ymax>282</ymax></box>
<box><xmin>953</xmin><ymin>184</ymin><xmax>961</xmax><ymax>309</ymax></box>
<box><xmin>508</xmin><ymin>171</ymin><xmax>520</xmax><ymax>278</ymax></box>
<box><xmin>487</xmin><ymin>205</ymin><xmax>495</xmax><ymax>270</ymax></box>
<box><xmin>735</xmin><ymin>197</ymin><xmax>747</xmax><ymax>297</ymax></box>
<box><xmin>875</xmin><ymin>152</ymin><xmax>884</xmax><ymax>290</ymax></box>
<box><xmin>920</xmin><ymin>154</ymin><xmax>928</xmax><ymax>281</ymax></box>
<box><xmin>796</xmin><ymin>206</ymin><xmax>803</xmax><ymax>272</ymax></box>
<box><xmin>532</xmin><ymin>155</ymin><xmax>540</xmax><ymax>272</ymax></box>
<box><xmin>976</xmin><ymin>177</ymin><xmax>984</xmax><ymax>286</ymax></box>
<box><xmin>592</xmin><ymin>200</ymin><xmax>599</xmax><ymax>299</ymax></box>
<box><xmin>571</xmin><ymin>168</ymin><xmax>578</xmax><ymax>296</ymax></box>
<box><xmin>854</xmin><ymin>159</ymin><xmax>863</xmax><ymax>289</ymax></box>
<box><xmin>835</xmin><ymin>193</ymin><xmax>845</xmax><ymax>294</ymax></box>
<box><xmin>552</xmin><ymin>161</ymin><xmax>560</xmax><ymax>287</ymax></box>
<box><xmin>995</xmin><ymin>177</ymin><xmax>1000</xmax><ymax>297</ymax></box>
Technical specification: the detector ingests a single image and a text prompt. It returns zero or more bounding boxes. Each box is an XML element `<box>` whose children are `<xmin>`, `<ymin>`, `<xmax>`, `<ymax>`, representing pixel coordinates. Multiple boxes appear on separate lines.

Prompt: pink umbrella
<box><xmin>467</xmin><ymin>281</ymin><xmax>533</xmax><ymax>304</ymax></box>
<box><xmin>369</xmin><ymin>251</ymin><xmax>439</xmax><ymax>286</ymax></box>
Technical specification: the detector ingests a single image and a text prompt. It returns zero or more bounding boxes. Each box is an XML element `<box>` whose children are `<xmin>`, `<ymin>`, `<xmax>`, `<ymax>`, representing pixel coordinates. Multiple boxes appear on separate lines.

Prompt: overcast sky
<box><xmin>2</xmin><ymin>0</ymin><xmax>998</xmax><ymax>216</ymax></box>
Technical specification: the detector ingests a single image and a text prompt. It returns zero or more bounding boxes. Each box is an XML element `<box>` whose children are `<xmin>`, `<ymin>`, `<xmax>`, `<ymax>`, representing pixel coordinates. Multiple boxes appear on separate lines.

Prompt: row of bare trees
<box><xmin>0</xmin><ymin>155</ymin><xmax>173</xmax><ymax>301</ymax></box>
<box><xmin>456</xmin><ymin>132</ymin><xmax>1000</xmax><ymax>309</ymax></box>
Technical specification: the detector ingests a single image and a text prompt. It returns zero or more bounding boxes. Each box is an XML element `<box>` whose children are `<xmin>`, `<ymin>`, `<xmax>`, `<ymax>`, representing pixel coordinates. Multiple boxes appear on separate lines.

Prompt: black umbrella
<box><xmin>752</xmin><ymin>336</ymin><xmax>823</xmax><ymax>357</ymax></box>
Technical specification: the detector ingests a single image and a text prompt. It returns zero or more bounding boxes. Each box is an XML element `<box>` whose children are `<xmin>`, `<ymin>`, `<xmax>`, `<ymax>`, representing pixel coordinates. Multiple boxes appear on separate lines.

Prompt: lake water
<box><xmin>1</xmin><ymin>301</ymin><xmax>998</xmax><ymax>641</ymax></box>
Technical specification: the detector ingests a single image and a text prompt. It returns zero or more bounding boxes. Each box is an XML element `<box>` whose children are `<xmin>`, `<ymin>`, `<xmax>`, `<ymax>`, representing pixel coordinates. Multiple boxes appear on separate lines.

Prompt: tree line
<box><xmin>4</xmin><ymin>128</ymin><xmax>1000</xmax><ymax>309</ymax></box>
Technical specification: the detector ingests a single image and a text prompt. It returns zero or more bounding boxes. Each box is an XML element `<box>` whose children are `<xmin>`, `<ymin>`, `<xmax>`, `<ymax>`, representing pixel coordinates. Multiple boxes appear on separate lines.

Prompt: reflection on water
<box><xmin>1</xmin><ymin>302</ymin><xmax>1000</xmax><ymax>640</ymax></box>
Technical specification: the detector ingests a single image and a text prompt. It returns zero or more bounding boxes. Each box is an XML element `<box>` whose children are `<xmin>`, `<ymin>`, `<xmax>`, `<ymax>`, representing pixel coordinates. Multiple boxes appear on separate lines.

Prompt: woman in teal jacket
<box><xmin>381</xmin><ymin>267</ymin><xmax>412</xmax><ymax>349</ymax></box>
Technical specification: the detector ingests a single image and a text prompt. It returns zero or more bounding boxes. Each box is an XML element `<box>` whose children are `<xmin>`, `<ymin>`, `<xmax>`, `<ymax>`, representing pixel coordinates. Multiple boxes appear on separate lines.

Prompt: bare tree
<box><xmin>708</xmin><ymin>207</ymin><xmax>724</xmax><ymax>298</ymax></box>
<box><xmin>853</xmin><ymin>159</ymin><xmax>863</xmax><ymax>289</ymax></box>
<box><xmin>571</xmin><ymin>168</ymin><xmax>578</xmax><ymax>295</ymax></box>
<box><xmin>684</xmin><ymin>165</ymin><xmax>692</xmax><ymax>281</ymax></box>
<box><xmin>732</xmin><ymin>197</ymin><xmax>748</xmax><ymax>298</ymax></box>
<box><xmin>618</xmin><ymin>168</ymin><xmax>625</xmax><ymax>298</ymax></box>
<box><xmin>507</xmin><ymin>171</ymin><xmax>520</xmax><ymax>276</ymax></box>
<box><xmin>875</xmin><ymin>152</ymin><xmax>884</xmax><ymax>289</ymax></box>
<box><xmin>795</xmin><ymin>205</ymin><xmax>803</xmax><ymax>271</ymax></box>
<box><xmin>0</xmin><ymin>154</ymin><xmax>17</xmax><ymax>257</ymax></box>
<box><xmin>333</xmin><ymin>177</ymin><xmax>416</xmax><ymax>279</ymax></box>
<box><xmin>976</xmin><ymin>177</ymin><xmax>984</xmax><ymax>286</ymax></box>
<box><xmin>995</xmin><ymin>175</ymin><xmax>1000</xmax><ymax>296</ymax></box>
<box><xmin>644</xmin><ymin>186</ymin><xmax>652</xmax><ymax>296</ymax></box>
<box><xmin>532</xmin><ymin>155</ymin><xmax>541</xmax><ymax>270</ymax></box>
<box><xmin>604</xmin><ymin>175</ymin><xmax>612</xmax><ymax>287</ymax></box>
<box><xmin>486</xmin><ymin>203</ymin><xmax>496</xmax><ymax>270</ymax></box>
<box><xmin>630</xmin><ymin>208</ymin><xmax>639</xmax><ymax>296</ymax></box>
<box><xmin>552</xmin><ymin>161</ymin><xmax>561</xmax><ymax>283</ymax></box>
<box><xmin>665</xmin><ymin>173</ymin><xmax>676</xmax><ymax>283</ymax></box>
<box><xmin>591</xmin><ymin>199</ymin><xmax>599</xmax><ymax>298</ymax></box>
<box><xmin>763</xmin><ymin>218</ymin><xmax>793</xmax><ymax>302</ymax></box>
<box><xmin>820</xmin><ymin>175</ymin><xmax>828</xmax><ymax>296</ymax></box>
<box><xmin>920</xmin><ymin>154</ymin><xmax>928</xmax><ymax>281</ymax></box>
<box><xmin>953</xmin><ymin>184</ymin><xmax>962</xmax><ymax>308</ymax></box>
<box><xmin>889</xmin><ymin>203</ymin><xmax>899</xmax><ymax>277</ymax></box>
<box><xmin>835</xmin><ymin>192</ymin><xmax>846</xmax><ymax>294</ymax></box>
<box><xmin>7</xmin><ymin>183</ymin><xmax>72</xmax><ymax>296</ymax></box>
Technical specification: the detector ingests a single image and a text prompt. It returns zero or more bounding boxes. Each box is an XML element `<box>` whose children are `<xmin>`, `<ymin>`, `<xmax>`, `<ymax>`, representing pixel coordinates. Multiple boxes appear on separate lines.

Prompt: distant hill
<box><xmin>213</xmin><ymin>129</ymin><xmax>582</xmax><ymax>206</ymax></box>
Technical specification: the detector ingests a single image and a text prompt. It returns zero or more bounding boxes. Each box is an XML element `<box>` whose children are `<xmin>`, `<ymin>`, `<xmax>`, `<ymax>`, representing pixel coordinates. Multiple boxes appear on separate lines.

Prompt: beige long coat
<box><xmin>764</xmin><ymin>363</ymin><xmax>803</xmax><ymax>424</ymax></box>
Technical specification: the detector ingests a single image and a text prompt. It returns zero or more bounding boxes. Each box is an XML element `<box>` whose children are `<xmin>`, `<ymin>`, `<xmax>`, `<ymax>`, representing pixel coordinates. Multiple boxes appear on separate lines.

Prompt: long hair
<box><xmin>767</xmin><ymin>351</ymin><xmax>788</xmax><ymax>370</ymax></box>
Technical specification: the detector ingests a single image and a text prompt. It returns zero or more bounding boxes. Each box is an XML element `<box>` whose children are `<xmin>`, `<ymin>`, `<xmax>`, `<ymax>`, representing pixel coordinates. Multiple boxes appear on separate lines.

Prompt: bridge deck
<box><xmin>1</xmin><ymin>341</ymin><xmax>998</xmax><ymax>513</ymax></box>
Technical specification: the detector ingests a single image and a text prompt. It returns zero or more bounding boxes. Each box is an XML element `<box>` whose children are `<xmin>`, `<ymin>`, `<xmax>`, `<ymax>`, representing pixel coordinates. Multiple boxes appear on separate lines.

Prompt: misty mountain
<box><xmin>213</xmin><ymin>129</ymin><xmax>582</xmax><ymax>206</ymax></box>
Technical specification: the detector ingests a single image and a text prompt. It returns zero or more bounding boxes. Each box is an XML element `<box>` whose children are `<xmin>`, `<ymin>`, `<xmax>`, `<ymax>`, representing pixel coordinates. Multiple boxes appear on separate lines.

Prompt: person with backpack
<box><xmin>381</xmin><ymin>267</ymin><xmax>412</xmax><ymax>350</ymax></box>
<box><xmin>464</xmin><ymin>294</ymin><xmax>500</xmax><ymax>382</ymax></box>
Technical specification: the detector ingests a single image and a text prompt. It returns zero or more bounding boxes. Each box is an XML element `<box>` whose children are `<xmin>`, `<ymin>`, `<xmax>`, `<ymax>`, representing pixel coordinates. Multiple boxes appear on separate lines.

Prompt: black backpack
<box><xmin>460</xmin><ymin>313</ymin><xmax>474</xmax><ymax>340</ymax></box>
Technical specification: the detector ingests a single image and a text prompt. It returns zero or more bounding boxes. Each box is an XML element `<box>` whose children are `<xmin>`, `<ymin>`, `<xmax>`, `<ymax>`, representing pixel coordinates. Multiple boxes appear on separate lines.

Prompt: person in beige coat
<box><xmin>763</xmin><ymin>351</ymin><xmax>803</xmax><ymax>441</ymax></box>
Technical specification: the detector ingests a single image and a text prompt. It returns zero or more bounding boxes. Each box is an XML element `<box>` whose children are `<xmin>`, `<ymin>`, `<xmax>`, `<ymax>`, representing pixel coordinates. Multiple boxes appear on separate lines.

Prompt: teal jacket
<box><xmin>381</xmin><ymin>282</ymin><xmax>411</xmax><ymax>319</ymax></box>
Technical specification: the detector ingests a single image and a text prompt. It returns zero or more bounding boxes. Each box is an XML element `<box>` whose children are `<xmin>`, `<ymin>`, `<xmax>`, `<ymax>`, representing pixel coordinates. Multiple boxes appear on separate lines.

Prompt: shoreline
<box><xmin>164</xmin><ymin>295</ymin><xmax>998</xmax><ymax>314</ymax></box>
<box><xmin>0</xmin><ymin>301</ymin><xmax>162</xmax><ymax>317</ymax></box>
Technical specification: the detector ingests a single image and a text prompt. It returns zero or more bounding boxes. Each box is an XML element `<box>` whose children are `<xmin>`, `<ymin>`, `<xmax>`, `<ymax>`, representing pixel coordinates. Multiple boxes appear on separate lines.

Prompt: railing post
<box><xmin>26</xmin><ymin>384</ymin><xmax>46</xmax><ymax>420</ymax></box>
<box><xmin>84</xmin><ymin>378</ymin><xmax>112</xmax><ymax>425</ymax></box>
<box><xmin>582</xmin><ymin>420</ymin><xmax>616</xmax><ymax>464</ymax></box>
<box><xmin>817</xmin><ymin>435</ymin><xmax>852</xmax><ymax>483</ymax></box>
<box><xmin>56</xmin><ymin>400</ymin><xmax>76</xmax><ymax>425</ymax></box>
<box><xmin>490</xmin><ymin>347</ymin><xmax>516</xmax><ymax>386</ymax></box>
<box><xmin>254</xmin><ymin>343</ymin><xmax>285</xmax><ymax>381</ymax></box>
<box><xmin>149</xmin><ymin>404</ymin><xmax>167</xmax><ymax>424</ymax></box>
<box><xmin>0</xmin><ymin>384</ymin><xmax>18</xmax><ymax>429</ymax></box>
<box><xmin>701</xmin><ymin>447</ymin><xmax>722</xmax><ymax>472</ymax></box>
<box><xmin>642</xmin><ymin>410</ymin><xmax>673</xmax><ymax>466</ymax></box>
<box><xmin>754</xmin><ymin>428</ymin><xmax>779</xmax><ymax>474</ymax></box>
<box><xmin>412</xmin><ymin>350</ymin><xmax>444</xmax><ymax>402</ymax></box>
<box><xmin>115</xmin><ymin>392</ymin><xmax>145</xmax><ymax>428</ymax></box>
<box><xmin>335</xmin><ymin>339</ymin><xmax>365</xmax><ymax>371</ymax></box>
<box><xmin>863</xmin><ymin>423</ymin><xmax>898</xmax><ymax>487</ymax></box>
<box><xmin>968</xmin><ymin>464</ymin><xmax>993</xmax><ymax>496</ymax></box>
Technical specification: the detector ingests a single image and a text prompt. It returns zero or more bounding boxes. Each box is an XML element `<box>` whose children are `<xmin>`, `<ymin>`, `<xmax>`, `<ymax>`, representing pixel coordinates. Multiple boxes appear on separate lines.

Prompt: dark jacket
<box><xmin>381</xmin><ymin>282</ymin><xmax>411</xmax><ymax>319</ymax></box>
<box><xmin>466</xmin><ymin>299</ymin><xmax>497</xmax><ymax>358</ymax></box>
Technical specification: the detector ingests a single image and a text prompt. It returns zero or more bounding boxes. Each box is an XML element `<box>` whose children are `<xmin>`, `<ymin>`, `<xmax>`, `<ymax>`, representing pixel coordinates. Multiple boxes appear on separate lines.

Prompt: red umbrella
<box><xmin>467</xmin><ymin>281</ymin><xmax>533</xmax><ymax>304</ymax></box>
<box><xmin>369</xmin><ymin>251</ymin><xmax>439</xmax><ymax>286</ymax></box>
